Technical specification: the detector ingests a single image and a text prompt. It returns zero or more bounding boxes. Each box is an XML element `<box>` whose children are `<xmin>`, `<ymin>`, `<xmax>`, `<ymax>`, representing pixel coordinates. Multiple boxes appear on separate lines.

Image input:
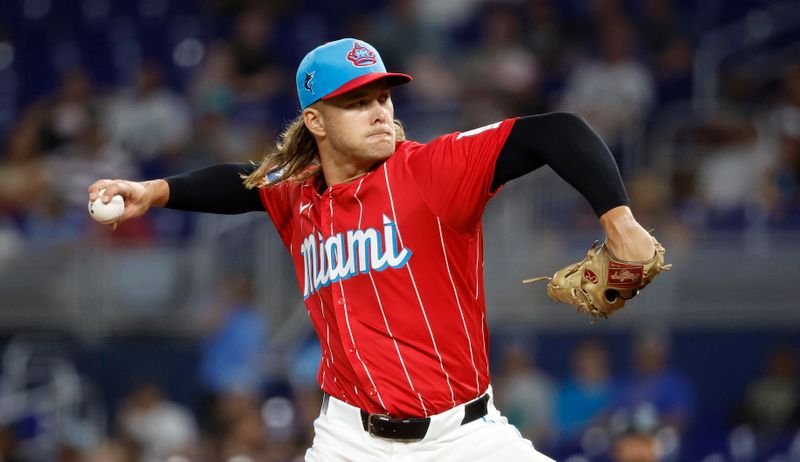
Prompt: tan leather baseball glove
<box><xmin>524</xmin><ymin>237</ymin><xmax>671</xmax><ymax>321</ymax></box>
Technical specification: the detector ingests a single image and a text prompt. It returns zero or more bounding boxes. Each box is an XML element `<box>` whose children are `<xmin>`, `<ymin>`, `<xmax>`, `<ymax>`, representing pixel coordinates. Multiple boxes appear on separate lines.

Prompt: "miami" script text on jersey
<box><xmin>300</xmin><ymin>214</ymin><xmax>412</xmax><ymax>299</ymax></box>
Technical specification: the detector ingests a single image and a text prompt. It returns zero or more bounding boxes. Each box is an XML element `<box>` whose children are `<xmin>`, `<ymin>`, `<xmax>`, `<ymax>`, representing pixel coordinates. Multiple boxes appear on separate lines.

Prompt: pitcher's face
<box><xmin>318</xmin><ymin>79</ymin><xmax>397</xmax><ymax>165</ymax></box>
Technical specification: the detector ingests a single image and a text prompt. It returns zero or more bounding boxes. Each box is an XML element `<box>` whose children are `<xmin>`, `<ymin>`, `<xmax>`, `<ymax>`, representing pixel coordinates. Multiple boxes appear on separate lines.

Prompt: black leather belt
<box><xmin>359</xmin><ymin>393</ymin><xmax>489</xmax><ymax>441</ymax></box>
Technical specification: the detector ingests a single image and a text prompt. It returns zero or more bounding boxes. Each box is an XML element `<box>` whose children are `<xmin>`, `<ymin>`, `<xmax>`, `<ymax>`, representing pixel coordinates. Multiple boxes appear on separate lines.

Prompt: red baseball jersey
<box><xmin>259</xmin><ymin>118</ymin><xmax>517</xmax><ymax>418</ymax></box>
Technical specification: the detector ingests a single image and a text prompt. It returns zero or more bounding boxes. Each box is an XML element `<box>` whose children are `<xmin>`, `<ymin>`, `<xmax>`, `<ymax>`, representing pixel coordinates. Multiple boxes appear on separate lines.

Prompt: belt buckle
<box><xmin>366</xmin><ymin>413</ymin><xmax>392</xmax><ymax>436</ymax></box>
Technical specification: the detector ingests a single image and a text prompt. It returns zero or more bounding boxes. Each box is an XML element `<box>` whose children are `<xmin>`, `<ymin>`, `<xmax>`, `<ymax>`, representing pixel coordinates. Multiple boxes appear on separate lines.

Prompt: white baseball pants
<box><xmin>304</xmin><ymin>386</ymin><xmax>556</xmax><ymax>462</ymax></box>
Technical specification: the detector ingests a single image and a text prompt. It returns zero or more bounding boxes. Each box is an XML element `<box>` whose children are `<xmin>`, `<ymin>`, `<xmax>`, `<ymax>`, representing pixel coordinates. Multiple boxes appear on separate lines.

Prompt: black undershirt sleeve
<box><xmin>162</xmin><ymin>114</ymin><xmax>626</xmax><ymax>216</ymax></box>
<box><xmin>164</xmin><ymin>162</ymin><xmax>265</xmax><ymax>214</ymax></box>
<box><xmin>492</xmin><ymin>112</ymin><xmax>630</xmax><ymax>217</ymax></box>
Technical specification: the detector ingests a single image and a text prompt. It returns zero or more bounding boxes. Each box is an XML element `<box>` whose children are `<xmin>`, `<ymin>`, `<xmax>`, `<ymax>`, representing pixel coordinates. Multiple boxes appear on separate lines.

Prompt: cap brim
<box><xmin>322</xmin><ymin>72</ymin><xmax>412</xmax><ymax>101</ymax></box>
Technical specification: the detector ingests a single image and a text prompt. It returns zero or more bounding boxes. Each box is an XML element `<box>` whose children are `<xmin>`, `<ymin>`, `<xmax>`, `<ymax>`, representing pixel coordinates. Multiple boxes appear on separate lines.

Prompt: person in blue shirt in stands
<box><xmin>614</xmin><ymin>330</ymin><xmax>694</xmax><ymax>433</ymax></box>
<box><xmin>555</xmin><ymin>338</ymin><xmax>616</xmax><ymax>441</ymax></box>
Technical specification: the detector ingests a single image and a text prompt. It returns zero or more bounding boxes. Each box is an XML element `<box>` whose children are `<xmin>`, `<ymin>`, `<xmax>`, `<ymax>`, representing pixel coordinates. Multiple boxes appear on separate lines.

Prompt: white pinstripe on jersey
<box><xmin>474</xmin><ymin>229</ymin><xmax>481</xmax><ymax>300</ymax></box>
<box><xmin>480</xmin><ymin>312</ymin><xmax>490</xmax><ymax>376</ymax></box>
<box><xmin>382</xmin><ymin>164</ymin><xmax>456</xmax><ymax>407</ymax></box>
<box><xmin>436</xmin><ymin>217</ymin><xmax>480</xmax><ymax>394</ymax></box>
<box><xmin>353</xmin><ymin>178</ymin><xmax>428</xmax><ymax>416</ymax></box>
<box><xmin>304</xmin><ymin>206</ymin><xmax>335</xmax><ymax>367</ymax></box>
<box><xmin>329</xmin><ymin>195</ymin><xmax>389</xmax><ymax>413</ymax></box>
<box><xmin>300</xmin><ymin>198</ymin><xmax>336</xmax><ymax>396</ymax></box>
<box><xmin>476</xmin><ymin>234</ymin><xmax>489</xmax><ymax>376</ymax></box>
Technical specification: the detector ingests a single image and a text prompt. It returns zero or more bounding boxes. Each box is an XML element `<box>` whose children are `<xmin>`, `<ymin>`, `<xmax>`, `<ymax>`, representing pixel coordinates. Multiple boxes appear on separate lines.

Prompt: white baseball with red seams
<box><xmin>88</xmin><ymin>188</ymin><xmax>124</xmax><ymax>222</ymax></box>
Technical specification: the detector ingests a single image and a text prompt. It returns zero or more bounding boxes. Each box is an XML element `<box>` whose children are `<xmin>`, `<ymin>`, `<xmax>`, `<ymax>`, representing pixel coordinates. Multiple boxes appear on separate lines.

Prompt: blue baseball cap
<box><xmin>296</xmin><ymin>38</ymin><xmax>412</xmax><ymax>110</ymax></box>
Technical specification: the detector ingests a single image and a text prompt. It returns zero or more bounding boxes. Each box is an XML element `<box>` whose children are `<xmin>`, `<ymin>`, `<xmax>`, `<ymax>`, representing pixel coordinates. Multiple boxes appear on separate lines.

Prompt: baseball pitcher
<box><xmin>89</xmin><ymin>38</ymin><xmax>669</xmax><ymax>461</ymax></box>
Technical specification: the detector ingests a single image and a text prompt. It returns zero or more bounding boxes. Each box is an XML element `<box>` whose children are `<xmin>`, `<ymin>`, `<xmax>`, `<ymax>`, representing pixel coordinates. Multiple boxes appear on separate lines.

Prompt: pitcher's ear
<box><xmin>303</xmin><ymin>106</ymin><xmax>325</xmax><ymax>137</ymax></box>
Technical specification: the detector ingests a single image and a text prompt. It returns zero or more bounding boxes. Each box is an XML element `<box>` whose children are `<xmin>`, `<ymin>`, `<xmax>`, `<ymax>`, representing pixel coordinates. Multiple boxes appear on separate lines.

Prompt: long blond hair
<box><xmin>243</xmin><ymin>115</ymin><xmax>407</xmax><ymax>189</ymax></box>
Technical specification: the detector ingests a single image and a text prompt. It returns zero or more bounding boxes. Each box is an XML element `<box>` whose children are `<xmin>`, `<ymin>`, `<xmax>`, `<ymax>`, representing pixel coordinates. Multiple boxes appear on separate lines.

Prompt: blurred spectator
<box><xmin>285</xmin><ymin>335</ymin><xmax>324</xmax><ymax>454</ymax></box>
<box><xmin>56</xmin><ymin>443</ymin><xmax>85</xmax><ymax>462</ymax></box>
<box><xmin>627</xmin><ymin>170</ymin><xmax>673</xmax><ymax>227</ymax></box>
<box><xmin>652</xmin><ymin>36</ymin><xmax>694</xmax><ymax>104</ymax></box>
<box><xmin>228</xmin><ymin>5</ymin><xmax>284</xmax><ymax>104</ymax></box>
<box><xmin>558</xmin><ymin>15</ymin><xmax>654</xmax><ymax>149</ymax></box>
<box><xmin>197</xmin><ymin>6</ymin><xmax>288</xmax><ymax>148</ymax></box>
<box><xmin>767</xmin><ymin>63</ymin><xmax>800</xmax><ymax>224</ymax></box>
<box><xmin>287</xmin><ymin>336</ymin><xmax>322</xmax><ymax>391</ymax></box>
<box><xmin>768</xmin><ymin>133</ymin><xmax>800</xmax><ymax>226</ymax></box>
<box><xmin>44</xmin><ymin>121</ymin><xmax>135</xmax><ymax>208</ymax></box>
<box><xmin>117</xmin><ymin>382</ymin><xmax>198</xmax><ymax>462</ymax></box>
<box><xmin>637</xmin><ymin>0</ymin><xmax>684</xmax><ymax>57</ymax></box>
<box><xmin>613</xmin><ymin>330</ymin><xmax>694</xmax><ymax>434</ymax></box>
<box><xmin>37</xmin><ymin>68</ymin><xmax>98</xmax><ymax>153</ymax></box>
<box><xmin>2</xmin><ymin>69</ymin><xmax>134</xmax><ymax>243</ymax></box>
<box><xmin>720</xmin><ymin>67</ymin><xmax>761</xmax><ymax>112</ymax></box>
<box><xmin>0</xmin><ymin>21</ymin><xmax>16</xmax><ymax>141</ymax></box>
<box><xmin>0</xmin><ymin>424</ymin><xmax>21</xmax><ymax>462</ymax></box>
<box><xmin>612</xmin><ymin>431</ymin><xmax>659</xmax><ymax>462</ymax></box>
<box><xmin>0</xmin><ymin>112</ymin><xmax>51</xmax><ymax>245</ymax></box>
<box><xmin>16</xmin><ymin>186</ymin><xmax>87</xmax><ymax>244</ymax></box>
<box><xmin>86</xmin><ymin>440</ymin><xmax>140</xmax><ymax>462</ymax></box>
<box><xmin>734</xmin><ymin>347</ymin><xmax>799</xmax><ymax>438</ymax></box>
<box><xmin>523</xmin><ymin>0</ymin><xmax>565</xmax><ymax>75</ymax></box>
<box><xmin>626</xmin><ymin>170</ymin><xmax>696</xmax><ymax>255</ymax></box>
<box><xmin>400</xmin><ymin>51</ymin><xmax>462</xmax><ymax>141</ymax></box>
<box><xmin>458</xmin><ymin>3</ymin><xmax>543</xmax><ymax>127</ymax></box>
<box><xmin>692</xmin><ymin>117</ymin><xmax>771</xmax><ymax>227</ymax></box>
<box><xmin>291</xmin><ymin>386</ymin><xmax>322</xmax><ymax>456</ymax></box>
<box><xmin>199</xmin><ymin>275</ymin><xmax>268</xmax><ymax>395</ymax></box>
<box><xmin>0</xmin><ymin>110</ymin><xmax>47</xmax><ymax>209</ymax></box>
<box><xmin>198</xmin><ymin>275</ymin><xmax>268</xmax><ymax>430</ymax></box>
<box><xmin>0</xmin><ymin>219</ymin><xmax>23</xmax><ymax>267</ymax></box>
<box><xmin>416</xmin><ymin>0</ymin><xmax>486</xmax><ymax>30</ymax></box>
<box><xmin>773</xmin><ymin>63</ymin><xmax>800</xmax><ymax>141</ymax></box>
<box><xmin>188</xmin><ymin>111</ymin><xmax>267</xmax><ymax>166</ymax></box>
<box><xmin>495</xmin><ymin>343</ymin><xmax>556</xmax><ymax>447</ymax></box>
<box><xmin>364</xmin><ymin>0</ymin><xmax>442</xmax><ymax>70</ymax></box>
<box><xmin>191</xmin><ymin>42</ymin><xmax>238</xmax><ymax>118</ymax></box>
<box><xmin>563</xmin><ymin>0</ymin><xmax>626</xmax><ymax>53</ymax></box>
<box><xmin>218</xmin><ymin>403</ymin><xmax>270</xmax><ymax>462</ymax></box>
<box><xmin>102</xmin><ymin>61</ymin><xmax>192</xmax><ymax>176</ymax></box>
<box><xmin>205</xmin><ymin>391</ymin><xmax>298</xmax><ymax>461</ymax></box>
<box><xmin>637</xmin><ymin>0</ymin><xmax>693</xmax><ymax>104</ymax></box>
<box><xmin>556</xmin><ymin>339</ymin><xmax>616</xmax><ymax>442</ymax></box>
<box><xmin>189</xmin><ymin>42</ymin><xmax>267</xmax><ymax>166</ymax></box>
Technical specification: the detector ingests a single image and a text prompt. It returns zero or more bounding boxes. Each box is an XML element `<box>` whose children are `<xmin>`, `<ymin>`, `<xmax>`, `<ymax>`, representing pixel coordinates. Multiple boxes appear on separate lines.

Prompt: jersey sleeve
<box><xmin>258</xmin><ymin>183</ymin><xmax>296</xmax><ymax>247</ymax></box>
<box><xmin>406</xmin><ymin>118</ymin><xmax>517</xmax><ymax>233</ymax></box>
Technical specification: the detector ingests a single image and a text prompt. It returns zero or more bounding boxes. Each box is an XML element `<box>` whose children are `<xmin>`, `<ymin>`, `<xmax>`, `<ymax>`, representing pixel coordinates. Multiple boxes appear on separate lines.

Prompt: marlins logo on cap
<box><xmin>295</xmin><ymin>38</ymin><xmax>412</xmax><ymax>110</ymax></box>
<box><xmin>303</xmin><ymin>71</ymin><xmax>315</xmax><ymax>94</ymax></box>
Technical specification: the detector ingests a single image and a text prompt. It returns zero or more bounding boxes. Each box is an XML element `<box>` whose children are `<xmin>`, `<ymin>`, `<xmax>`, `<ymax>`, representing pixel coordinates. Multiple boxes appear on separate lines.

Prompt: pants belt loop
<box><xmin>321</xmin><ymin>392</ymin><xmax>330</xmax><ymax>415</ymax></box>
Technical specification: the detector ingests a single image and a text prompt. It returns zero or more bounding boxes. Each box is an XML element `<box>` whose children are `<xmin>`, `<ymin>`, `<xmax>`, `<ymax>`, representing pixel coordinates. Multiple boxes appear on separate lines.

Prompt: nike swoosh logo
<box><xmin>299</xmin><ymin>202</ymin><xmax>312</xmax><ymax>214</ymax></box>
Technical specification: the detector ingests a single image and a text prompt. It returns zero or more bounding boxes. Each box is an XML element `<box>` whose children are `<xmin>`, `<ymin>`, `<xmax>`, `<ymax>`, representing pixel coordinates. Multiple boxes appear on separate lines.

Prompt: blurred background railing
<box><xmin>2</xmin><ymin>194</ymin><xmax>800</xmax><ymax>337</ymax></box>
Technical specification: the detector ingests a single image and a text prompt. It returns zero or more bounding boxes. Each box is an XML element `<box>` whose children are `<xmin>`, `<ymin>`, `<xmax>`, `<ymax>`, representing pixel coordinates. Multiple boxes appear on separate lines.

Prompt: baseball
<box><xmin>88</xmin><ymin>189</ymin><xmax>124</xmax><ymax>222</ymax></box>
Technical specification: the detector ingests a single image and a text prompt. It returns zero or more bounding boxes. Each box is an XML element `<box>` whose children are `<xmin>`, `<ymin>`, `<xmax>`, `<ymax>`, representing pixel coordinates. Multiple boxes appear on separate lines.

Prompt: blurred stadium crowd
<box><xmin>0</xmin><ymin>0</ymin><xmax>799</xmax><ymax>461</ymax></box>
<box><xmin>0</xmin><ymin>0</ymin><xmax>799</xmax><ymax>244</ymax></box>
<box><xmin>5</xmin><ymin>289</ymin><xmax>800</xmax><ymax>462</ymax></box>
